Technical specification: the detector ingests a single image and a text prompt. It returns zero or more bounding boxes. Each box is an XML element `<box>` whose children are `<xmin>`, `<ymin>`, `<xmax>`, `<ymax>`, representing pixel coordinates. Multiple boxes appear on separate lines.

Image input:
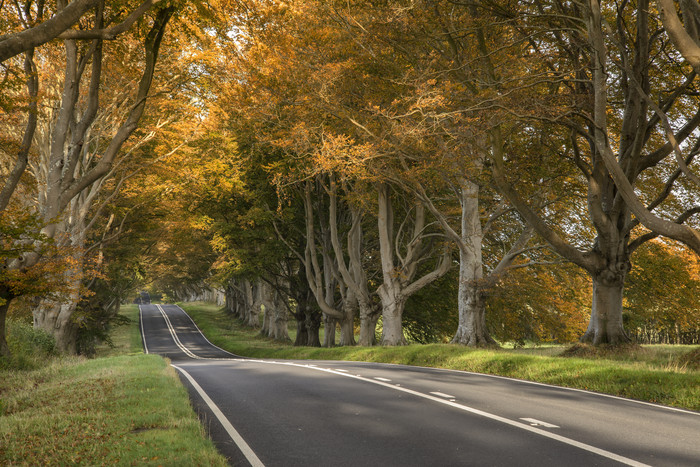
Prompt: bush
<box><xmin>0</xmin><ymin>318</ymin><xmax>57</xmax><ymax>370</ymax></box>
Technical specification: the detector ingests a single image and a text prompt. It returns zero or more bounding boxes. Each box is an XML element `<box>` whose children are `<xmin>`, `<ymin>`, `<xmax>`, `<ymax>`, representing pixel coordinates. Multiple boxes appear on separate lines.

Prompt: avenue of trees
<box><xmin>2</xmin><ymin>0</ymin><xmax>700</xmax><ymax>356</ymax></box>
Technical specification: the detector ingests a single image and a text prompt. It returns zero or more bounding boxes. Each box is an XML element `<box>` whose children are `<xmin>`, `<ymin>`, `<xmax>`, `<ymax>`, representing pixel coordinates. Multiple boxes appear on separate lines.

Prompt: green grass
<box><xmin>0</xmin><ymin>305</ymin><xmax>227</xmax><ymax>466</ymax></box>
<box><xmin>180</xmin><ymin>301</ymin><xmax>700</xmax><ymax>412</ymax></box>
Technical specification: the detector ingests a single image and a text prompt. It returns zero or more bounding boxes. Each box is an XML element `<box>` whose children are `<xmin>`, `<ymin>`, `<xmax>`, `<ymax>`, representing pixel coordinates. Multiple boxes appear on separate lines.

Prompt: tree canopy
<box><xmin>1</xmin><ymin>0</ymin><xmax>699</xmax><ymax>356</ymax></box>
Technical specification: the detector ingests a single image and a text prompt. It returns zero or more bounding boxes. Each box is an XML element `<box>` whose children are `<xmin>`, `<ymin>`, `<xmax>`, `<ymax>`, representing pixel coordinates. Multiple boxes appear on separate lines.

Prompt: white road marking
<box><xmin>244</xmin><ymin>360</ymin><xmax>650</xmax><ymax>467</ymax></box>
<box><xmin>430</xmin><ymin>391</ymin><xmax>456</xmax><ymax>399</ymax></box>
<box><xmin>173</xmin><ymin>304</ymin><xmax>239</xmax><ymax>357</ymax></box>
<box><xmin>334</xmin><ymin>369</ymin><xmax>349</xmax><ymax>372</ymax></box>
<box><xmin>144</xmin><ymin>305</ymin><xmax>700</xmax><ymax>418</ymax></box>
<box><xmin>520</xmin><ymin>418</ymin><xmax>560</xmax><ymax>428</ymax></box>
<box><xmin>433</xmin><ymin>366</ymin><xmax>700</xmax><ymax>416</ymax></box>
<box><xmin>172</xmin><ymin>364</ymin><xmax>265</xmax><ymax>467</ymax></box>
<box><xmin>138</xmin><ymin>305</ymin><xmax>149</xmax><ymax>354</ymax></box>
<box><xmin>139</xmin><ymin>305</ymin><xmax>669</xmax><ymax>466</ymax></box>
<box><xmin>156</xmin><ymin>305</ymin><xmax>202</xmax><ymax>359</ymax></box>
<box><xmin>374</xmin><ymin>377</ymin><xmax>392</xmax><ymax>382</ymax></box>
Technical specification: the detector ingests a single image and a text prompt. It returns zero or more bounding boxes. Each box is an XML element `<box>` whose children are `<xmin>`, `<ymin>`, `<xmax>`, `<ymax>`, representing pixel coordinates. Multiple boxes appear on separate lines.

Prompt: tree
<box><xmin>0</xmin><ymin>1</ymin><xmax>175</xmax><ymax>353</ymax></box>
<box><xmin>0</xmin><ymin>0</ymin><xmax>164</xmax><ymax>63</ymax></box>
<box><xmin>486</xmin><ymin>0</ymin><xmax>700</xmax><ymax>344</ymax></box>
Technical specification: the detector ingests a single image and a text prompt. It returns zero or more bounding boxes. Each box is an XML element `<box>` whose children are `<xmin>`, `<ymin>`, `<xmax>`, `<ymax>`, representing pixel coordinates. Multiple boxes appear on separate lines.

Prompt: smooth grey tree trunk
<box><xmin>358</xmin><ymin>303</ymin><xmax>379</xmax><ymax>346</ymax></box>
<box><xmin>581</xmin><ymin>272</ymin><xmax>630</xmax><ymax>345</ymax></box>
<box><xmin>323</xmin><ymin>316</ymin><xmax>337</xmax><ymax>347</ymax></box>
<box><xmin>357</xmin><ymin>302</ymin><xmax>378</xmax><ymax>346</ymax></box>
<box><xmin>376</xmin><ymin>185</ymin><xmax>451</xmax><ymax>345</ymax></box>
<box><xmin>34</xmin><ymin>300</ymin><xmax>79</xmax><ymax>354</ymax></box>
<box><xmin>379</xmin><ymin>292</ymin><xmax>407</xmax><ymax>345</ymax></box>
<box><xmin>451</xmin><ymin>258</ymin><xmax>494</xmax><ymax>346</ymax></box>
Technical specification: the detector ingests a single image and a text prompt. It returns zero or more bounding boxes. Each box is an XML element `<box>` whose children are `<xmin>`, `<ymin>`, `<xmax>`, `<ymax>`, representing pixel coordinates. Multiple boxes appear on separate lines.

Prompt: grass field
<box><xmin>180</xmin><ymin>301</ymin><xmax>700</xmax><ymax>412</ymax></box>
<box><xmin>0</xmin><ymin>305</ymin><xmax>227</xmax><ymax>466</ymax></box>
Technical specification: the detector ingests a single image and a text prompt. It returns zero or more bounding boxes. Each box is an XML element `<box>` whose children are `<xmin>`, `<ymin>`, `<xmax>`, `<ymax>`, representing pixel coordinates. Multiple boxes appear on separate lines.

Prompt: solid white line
<box><xmin>245</xmin><ymin>359</ymin><xmax>650</xmax><ymax>467</ymax></box>
<box><xmin>520</xmin><ymin>418</ymin><xmax>560</xmax><ymax>428</ymax></box>
<box><xmin>172</xmin><ymin>304</ymin><xmax>239</xmax><ymax>357</ymax></box>
<box><xmin>157</xmin><ymin>305</ymin><xmax>201</xmax><ymax>359</ymax></box>
<box><xmin>430</xmin><ymin>391</ymin><xmax>456</xmax><ymax>399</ymax></box>
<box><xmin>374</xmin><ymin>377</ymin><xmax>392</xmax><ymax>382</ymax></box>
<box><xmin>172</xmin><ymin>364</ymin><xmax>265</xmax><ymax>467</ymax></box>
<box><xmin>139</xmin><ymin>305</ymin><xmax>149</xmax><ymax>354</ymax></box>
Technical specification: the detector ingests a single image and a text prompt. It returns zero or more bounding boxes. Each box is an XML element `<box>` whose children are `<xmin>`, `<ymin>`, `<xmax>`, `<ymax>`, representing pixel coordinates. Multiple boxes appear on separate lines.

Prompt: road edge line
<box><xmin>138</xmin><ymin>305</ymin><xmax>149</xmax><ymax>354</ymax></box>
<box><xmin>172</xmin><ymin>304</ymin><xmax>240</xmax><ymax>357</ymax></box>
<box><xmin>172</xmin><ymin>364</ymin><xmax>265</xmax><ymax>467</ymax></box>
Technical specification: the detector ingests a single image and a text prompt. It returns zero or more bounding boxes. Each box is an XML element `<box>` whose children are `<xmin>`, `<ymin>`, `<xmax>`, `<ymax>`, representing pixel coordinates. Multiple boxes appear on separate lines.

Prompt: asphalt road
<box><xmin>139</xmin><ymin>304</ymin><xmax>700</xmax><ymax>466</ymax></box>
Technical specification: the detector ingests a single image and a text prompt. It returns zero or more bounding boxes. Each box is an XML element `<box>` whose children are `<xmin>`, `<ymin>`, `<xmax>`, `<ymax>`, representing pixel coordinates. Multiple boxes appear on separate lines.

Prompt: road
<box><xmin>139</xmin><ymin>303</ymin><xmax>700</xmax><ymax>466</ymax></box>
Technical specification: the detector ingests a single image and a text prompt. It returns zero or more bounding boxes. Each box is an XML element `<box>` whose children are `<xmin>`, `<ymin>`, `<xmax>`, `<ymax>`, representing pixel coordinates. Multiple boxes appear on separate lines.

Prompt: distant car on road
<box><xmin>134</xmin><ymin>291</ymin><xmax>151</xmax><ymax>305</ymax></box>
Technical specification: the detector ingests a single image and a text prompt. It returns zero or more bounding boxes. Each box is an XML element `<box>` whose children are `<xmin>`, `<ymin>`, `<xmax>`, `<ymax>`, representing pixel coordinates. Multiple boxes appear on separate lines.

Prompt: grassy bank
<box><xmin>181</xmin><ymin>302</ymin><xmax>700</xmax><ymax>412</ymax></box>
<box><xmin>0</xmin><ymin>305</ymin><xmax>227</xmax><ymax>466</ymax></box>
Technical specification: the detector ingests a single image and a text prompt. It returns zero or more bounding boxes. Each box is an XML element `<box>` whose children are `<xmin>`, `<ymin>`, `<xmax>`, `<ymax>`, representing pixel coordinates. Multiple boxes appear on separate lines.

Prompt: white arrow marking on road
<box><xmin>520</xmin><ymin>418</ymin><xmax>560</xmax><ymax>428</ymax></box>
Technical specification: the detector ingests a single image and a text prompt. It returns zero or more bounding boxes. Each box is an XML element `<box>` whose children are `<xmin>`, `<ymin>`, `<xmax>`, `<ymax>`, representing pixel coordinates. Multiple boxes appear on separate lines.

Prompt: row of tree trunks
<box><xmin>1</xmin><ymin>4</ymin><xmax>175</xmax><ymax>356</ymax></box>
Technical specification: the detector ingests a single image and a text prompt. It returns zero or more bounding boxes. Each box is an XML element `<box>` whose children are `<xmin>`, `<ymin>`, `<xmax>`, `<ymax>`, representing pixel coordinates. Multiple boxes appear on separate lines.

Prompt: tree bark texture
<box><xmin>451</xmin><ymin>259</ymin><xmax>494</xmax><ymax>346</ymax></box>
<box><xmin>34</xmin><ymin>300</ymin><xmax>79</xmax><ymax>354</ymax></box>
<box><xmin>580</xmin><ymin>269</ymin><xmax>630</xmax><ymax>345</ymax></box>
<box><xmin>0</xmin><ymin>296</ymin><xmax>11</xmax><ymax>358</ymax></box>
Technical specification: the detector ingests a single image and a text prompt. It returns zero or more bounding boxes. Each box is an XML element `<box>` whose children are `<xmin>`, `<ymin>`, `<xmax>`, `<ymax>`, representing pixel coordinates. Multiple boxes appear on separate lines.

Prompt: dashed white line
<box><xmin>430</xmin><ymin>391</ymin><xmax>456</xmax><ymax>399</ymax></box>
<box><xmin>374</xmin><ymin>377</ymin><xmax>392</xmax><ymax>382</ymax></box>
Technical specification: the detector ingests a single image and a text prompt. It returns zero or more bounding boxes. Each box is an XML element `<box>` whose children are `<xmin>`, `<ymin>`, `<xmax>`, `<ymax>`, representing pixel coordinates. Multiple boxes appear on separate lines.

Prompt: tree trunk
<box><xmin>305</xmin><ymin>310</ymin><xmax>321</xmax><ymax>347</ymax></box>
<box><xmin>293</xmin><ymin>314</ymin><xmax>308</xmax><ymax>346</ymax></box>
<box><xmin>358</xmin><ymin>302</ymin><xmax>378</xmax><ymax>346</ymax></box>
<box><xmin>323</xmin><ymin>315</ymin><xmax>337</xmax><ymax>347</ymax></box>
<box><xmin>261</xmin><ymin>304</ymin><xmax>272</xmax><ymax>336</ymax></box>
<box><xmin>580</xmin><ymin>273</ymin><xmax>630</xmax><ymax>345</ymax></box>
<box><xmin>34</xmin><ymin>300</ymin><xmax>79</xmax><ymax>354</ymax></box>
<box><xmin>338</xmin><ymin>299</ymin><xmax>356</xmax><ymax>346</ymax></box>
<box><xmin>380</xmin><ymin>288</ymin><xmax>407</xmax><ymax>345</ymax></box>
<box><xmin>242</xmin><ymin>280</ymin><xmax>259</xmax><ymax>328</ymax></box>
<box><xmin>0</xmin><ymin>296</ymin><xmax>11</xmax><ymax>358</ymax></box>
<box><xmin>271</xmin><ymin>301</ymin><xmax>290</xmax><ymax>342</ymax></box>
<box><xmin>450</xmin><ymin>179</ymin><xmax>496</xmax><ymax>346</ymax></box>
<box><xmin>451</xmin><ymin>278</ymin><xmax>495</xmax><ymax>346</ymax></box>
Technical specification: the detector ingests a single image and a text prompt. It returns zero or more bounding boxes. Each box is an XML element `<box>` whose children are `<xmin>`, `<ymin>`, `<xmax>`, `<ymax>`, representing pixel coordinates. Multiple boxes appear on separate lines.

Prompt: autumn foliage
<box><xmin>2</xmin><ymin>0</ymin><xmax>700</xmax><ymax>355</ymax></box>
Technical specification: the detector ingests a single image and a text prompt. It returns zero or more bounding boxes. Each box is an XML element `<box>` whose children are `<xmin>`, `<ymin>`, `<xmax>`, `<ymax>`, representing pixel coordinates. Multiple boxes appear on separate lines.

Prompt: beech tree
<box><xmin>1</xmin><ymin>0</ymin><xmax>175</xmax><ymax>353</ymax></box>
<box><xmin>486</xmin><ymin>0</ymin><xmax>700</xmax><ymax>344</ymax></box>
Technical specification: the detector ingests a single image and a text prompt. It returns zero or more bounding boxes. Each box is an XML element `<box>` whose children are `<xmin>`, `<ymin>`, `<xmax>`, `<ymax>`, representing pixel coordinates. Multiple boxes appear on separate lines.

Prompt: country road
<box><xmin>139</xmin><ymin>304</ymin><xmax>700</xmax><ymax>467</ymax></box>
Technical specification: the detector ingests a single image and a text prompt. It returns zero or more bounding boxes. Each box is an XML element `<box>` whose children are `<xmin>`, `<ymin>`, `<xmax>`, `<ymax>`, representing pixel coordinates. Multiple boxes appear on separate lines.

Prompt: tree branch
<box><xmin>0</xmin><ymin>0</ymin><xmax>98</xmax><ymax>63</ymax></box>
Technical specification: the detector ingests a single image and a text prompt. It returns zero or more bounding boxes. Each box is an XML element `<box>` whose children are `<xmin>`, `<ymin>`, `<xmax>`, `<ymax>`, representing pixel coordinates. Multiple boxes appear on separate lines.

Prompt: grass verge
<box><xmin>0</xmin><ymin>305</ymin><xmax>227</xmax><ymax>466</ymax></box>
<box><xmin>181</xmin><ymin>302</ymin><xmax>700</xmax><ymax>412</ymax></box>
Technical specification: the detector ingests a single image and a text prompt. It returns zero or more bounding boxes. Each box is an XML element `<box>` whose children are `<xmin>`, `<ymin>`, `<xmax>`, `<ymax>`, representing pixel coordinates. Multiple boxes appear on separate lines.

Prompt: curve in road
<box><xmin>139</xmin><ymin>304</ymin><xmax>700</xmax><ymax>467</ymax></box>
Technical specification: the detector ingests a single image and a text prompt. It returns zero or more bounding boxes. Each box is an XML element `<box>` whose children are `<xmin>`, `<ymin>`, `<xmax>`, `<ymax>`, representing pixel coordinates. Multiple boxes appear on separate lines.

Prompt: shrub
<box><xmin>0</xmin><ymin>318</ymin><xmax>57</xmax><ymax>370</ymax></box>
